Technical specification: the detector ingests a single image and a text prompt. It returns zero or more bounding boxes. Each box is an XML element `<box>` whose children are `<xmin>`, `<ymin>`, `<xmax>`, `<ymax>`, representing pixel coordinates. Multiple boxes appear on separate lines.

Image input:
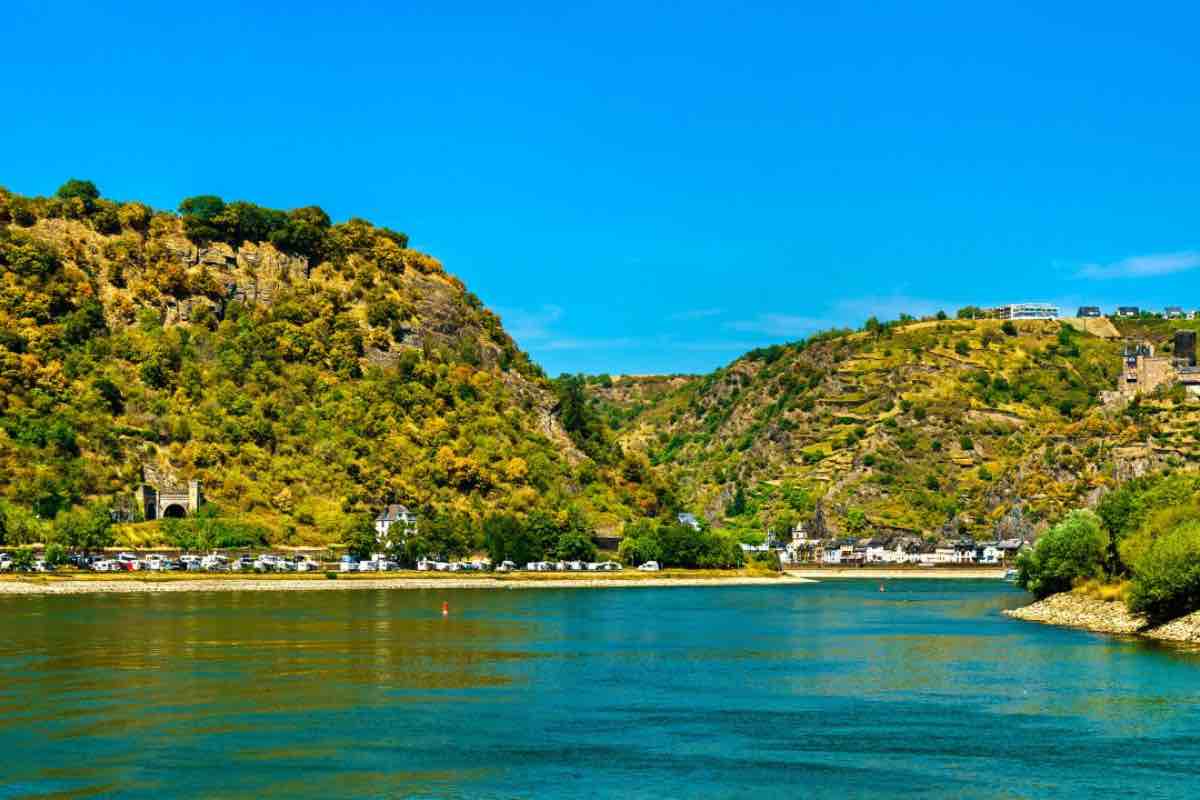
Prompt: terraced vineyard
<box><xmin>591</xmin><ymin>316</ymin><xmax>1200</xmax><ymax>541</ymax></box>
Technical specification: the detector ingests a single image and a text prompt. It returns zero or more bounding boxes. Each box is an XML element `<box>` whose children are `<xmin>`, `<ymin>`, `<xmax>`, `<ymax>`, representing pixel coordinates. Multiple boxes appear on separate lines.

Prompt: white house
<box><xmin>677</xmin><ymin>512</ymin><xmax>702</xmax><ymax>531</ymax></box>
<box><xmin>375</xmin><ymin>504</ymin><xmax>418</xmax><ymax>549</ymax></box>
<box><xmin>863</xmin><ymin>539</ymin><xmax>889</xmax><ymax>563</ymax></box>
<box><xmin>979</xmin><ymin>543</ymin><xmax>1002</xmax><ymax>565</ymax></box>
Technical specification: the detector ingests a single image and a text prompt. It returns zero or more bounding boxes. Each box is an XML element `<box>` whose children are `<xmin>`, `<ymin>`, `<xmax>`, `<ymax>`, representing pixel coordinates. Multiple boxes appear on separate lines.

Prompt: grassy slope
<box><xmin>0</xmin><ymin>188</ymin><xmax>664</xmax><ymax>543</ymax></box>
<box><xmin>596</xmin><ymin>317</ymin><xmax>1200</xmax><ymax>540</ymax></box>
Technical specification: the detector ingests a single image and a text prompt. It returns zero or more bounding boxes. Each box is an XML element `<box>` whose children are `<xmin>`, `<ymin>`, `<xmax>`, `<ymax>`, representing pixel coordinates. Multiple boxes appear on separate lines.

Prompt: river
<box><xmin>1</xmin><ymin>580</ymin><xmax>1198</xmax><ymax>798</ymax></box>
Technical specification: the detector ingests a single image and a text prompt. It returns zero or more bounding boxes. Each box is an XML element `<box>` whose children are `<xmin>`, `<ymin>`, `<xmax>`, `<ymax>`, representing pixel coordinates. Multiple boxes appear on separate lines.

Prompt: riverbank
<box><xmin>786</xmin><ymin>567</ymin><xmax>1007</xmax><ymax>579</ymax></box>
<box><xmin>0</xmin><ymin>571</ymin><xmax>816</xmax><ymax>596</ymax></box>
<box><xmin>1004</xmin><ymin>592</ymin><xmax>1200</xmax><ymax>644</ymax></box>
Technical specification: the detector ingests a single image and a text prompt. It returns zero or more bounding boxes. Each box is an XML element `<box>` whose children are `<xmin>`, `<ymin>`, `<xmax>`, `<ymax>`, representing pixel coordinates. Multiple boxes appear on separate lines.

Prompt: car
<box><xmin>496</xmin><ymin>560</ymin><xmax>516</xmax><ymax>573</ymax></box>
<box><xmin>200</xmin><ymin>554</ymin><xmax>229</xmax><ymax>571</ymax></box>
<box><xmin>295</xmin><ymin>556</ymin><xmax>321</xmax><ymax>572</ymax></box>
<box><xmin>637</xmin><ymin>561</ymin><xmax>661</xmax><ymax>572</ymax></box>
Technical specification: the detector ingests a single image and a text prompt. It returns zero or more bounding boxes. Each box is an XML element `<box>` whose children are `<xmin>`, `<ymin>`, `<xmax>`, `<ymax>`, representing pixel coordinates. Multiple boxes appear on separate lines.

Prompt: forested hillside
<box><xmin>592</xmin><ymin>315</ymin><xmax>1200</xmax><ymax>542</ymax></box>
<box><xmin>0</xmin><ymin>182</ymin><xmax>671</xmax><ymax>545</ymax></box>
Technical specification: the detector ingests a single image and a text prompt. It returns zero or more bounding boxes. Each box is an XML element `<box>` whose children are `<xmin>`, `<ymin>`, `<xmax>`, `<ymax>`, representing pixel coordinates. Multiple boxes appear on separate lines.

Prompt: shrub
<box><xmin>10</xmin><ymin>548</ymin><xmax>36</xmax><ymax>572</ymax></box>
<box><xmin>1127</xmin><ymin>521</ymin><xmax>1200</xmax><ymax>622</ymax></box>
<box><xmin>1016</xmin><ymin>510</ymin><xmax>1107</xmax><ymax>599</ymax></box>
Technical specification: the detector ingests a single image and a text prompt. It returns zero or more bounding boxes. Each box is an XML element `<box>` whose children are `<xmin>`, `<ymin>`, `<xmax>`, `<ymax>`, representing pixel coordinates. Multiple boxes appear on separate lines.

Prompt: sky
<box><xmin>3</xmin><ymin>1</ymin><xmax>1198</xmax><ymax>375</ymax></box>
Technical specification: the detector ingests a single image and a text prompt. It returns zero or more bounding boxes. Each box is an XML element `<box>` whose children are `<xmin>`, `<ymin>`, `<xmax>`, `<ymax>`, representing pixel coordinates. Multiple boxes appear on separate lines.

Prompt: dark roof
<box><xmin>376</xmin><ymin>504</ymin><xmax>413</xmax><ymax>522</ymax></box>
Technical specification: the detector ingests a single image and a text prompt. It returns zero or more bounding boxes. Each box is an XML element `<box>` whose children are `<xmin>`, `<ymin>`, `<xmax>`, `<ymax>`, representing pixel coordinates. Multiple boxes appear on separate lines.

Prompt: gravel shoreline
<box><xmin>1004</xmin><ymin>592</ymin><xmax>1200</xmax><ymax>644</ymax></box>
<box><xmin>0</xmin><ymin>575</ymin><xmax>817</xmax><ymax>596</ymax></box>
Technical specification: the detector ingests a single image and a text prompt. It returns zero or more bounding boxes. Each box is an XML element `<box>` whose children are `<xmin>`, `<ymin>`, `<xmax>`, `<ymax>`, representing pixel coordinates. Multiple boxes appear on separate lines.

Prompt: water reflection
<box><xmin>2</xmin><ymin>582</ymin><xmax>1200</xmax><ymax>798</ymax></box>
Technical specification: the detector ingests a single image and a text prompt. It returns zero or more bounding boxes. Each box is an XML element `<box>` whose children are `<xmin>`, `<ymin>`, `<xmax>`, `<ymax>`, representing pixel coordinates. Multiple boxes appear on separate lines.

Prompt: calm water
<box><xmin>2</xmin><ymin>581</ymin><xmax>1199</xmax><ymax>799</ymax></box>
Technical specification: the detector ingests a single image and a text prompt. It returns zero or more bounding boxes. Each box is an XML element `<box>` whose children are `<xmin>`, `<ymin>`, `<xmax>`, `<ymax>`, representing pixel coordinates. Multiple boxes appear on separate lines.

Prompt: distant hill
<box><xmin>591</xmin><ymin>315</ymin><xmax>1200</xmax><ymax>542</ymax></box>
<box><xmin>0</xmin><ymin>183</ymin><xmax>670</xmax><ymax>544</ymax></box>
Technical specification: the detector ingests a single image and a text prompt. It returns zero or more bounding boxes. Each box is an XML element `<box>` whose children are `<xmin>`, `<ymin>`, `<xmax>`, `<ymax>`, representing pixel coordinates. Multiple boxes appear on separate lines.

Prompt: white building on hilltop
<box><xmin>992</xmin><ymin>303</ymin><xmax>1059</xmax><ymax>320</ymax></box>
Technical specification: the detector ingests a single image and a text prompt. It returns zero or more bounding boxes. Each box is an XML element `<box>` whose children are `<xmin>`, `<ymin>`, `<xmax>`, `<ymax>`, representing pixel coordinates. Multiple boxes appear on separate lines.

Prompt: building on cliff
<box><xmin>1119</xmin><ymin>333</ymin><xmax>1200</xmax><ymax>398</ymax></box>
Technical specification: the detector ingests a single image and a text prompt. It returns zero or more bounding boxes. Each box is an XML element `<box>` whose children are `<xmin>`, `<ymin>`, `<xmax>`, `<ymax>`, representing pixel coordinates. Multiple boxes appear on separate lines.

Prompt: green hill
<box><xmin>591</xmin><ymin>315</ymin><xmax>1200</xmax><ymax>542</ymax></box>
<box><xmin>0</xmin><ymin>182</ymin><xmax>670</xmax><ymax>546</ymax></box>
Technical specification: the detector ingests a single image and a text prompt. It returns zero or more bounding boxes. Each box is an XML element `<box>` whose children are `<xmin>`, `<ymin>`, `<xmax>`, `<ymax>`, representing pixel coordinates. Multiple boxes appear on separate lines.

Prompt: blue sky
<box><xmin>3</xmin><ymin>1</ymin><xmax>1198</xmax><ymax>375</ymax></box>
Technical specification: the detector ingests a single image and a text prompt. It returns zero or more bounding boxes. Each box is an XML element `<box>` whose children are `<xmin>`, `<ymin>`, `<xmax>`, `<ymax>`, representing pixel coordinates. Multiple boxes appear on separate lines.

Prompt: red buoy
<box><xmin>442</xmin><ymin>601</ymin><xmax>449</xmax><ymax>616</ymax></box>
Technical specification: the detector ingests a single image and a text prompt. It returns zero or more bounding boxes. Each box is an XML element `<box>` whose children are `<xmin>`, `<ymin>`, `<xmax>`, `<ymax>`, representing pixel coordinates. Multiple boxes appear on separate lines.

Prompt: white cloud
<box><xmin>725</xmin><ymin>313</ymin><xmax>834</xmax><ymax>337</ymax></box>
<box><xmin>1078</xmin><ymin>251</ymin><xmax>1200</xmax><ymax>279</ymax></box>
<box><xmin>495</xmin><ymin>304</ymin><xmax>562</xmax><ymax>342</ymax></box>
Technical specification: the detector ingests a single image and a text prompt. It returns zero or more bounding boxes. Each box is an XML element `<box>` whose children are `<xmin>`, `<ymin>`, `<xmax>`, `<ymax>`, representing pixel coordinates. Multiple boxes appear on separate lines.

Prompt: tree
<box><xmin>0</xmin><ymin>503</ymin><xmax>7</xmax><ymax>545</ymax></box>
<box><xmin>1001</xmin><ymin>320</ymin><xmax>1018</xmax><ymax>337</ymax></box>
<box><xmin>955</xmin><ymin>340</ymin><xmax>970</xmax><ymax>356</ymax></box>
<box><xmin>556</xmin><ymin>530</ymin><xmax>597</xmax><ymax>561</ymax></box>
<box><xmin>56</xmin><ymin>179</ymin><xmax>100</xmax><ymax>212</ymax></box>
<box><xmin>43</xmin><ymin>542</ymin><xmax>67</xmax><ymax>568</ymax></box>
<box><xmin>342</xmin><ymin>513</ymin><xmax>378</xmax><ymax>560</ymax></box>
<box><xmin>726</xmin><ymin>485</ymin><xmax>746</xmax><ymax>517</ymax></box>
<box><xmin>178</xmin><ymin>195</ymin><xmax>226</xmax><ymax>243</ymax></box>
<box><xmin>10</xmin><ymin>548</ymin><xmax>36</xmax><ymax>572</ymax></box>
<box><xmin>1016</xmin><ymin>510</ymin><xmax>1107</xmax><ymax>598</ymax></box>
<box><xmin>51</xmin><ymin>503</ymin><xmax>115</xmax><ymax>556</ymax></box>
<box><xmin>1127</xmin><ymin>521</ymin><xmax>1200</xmax><ymax>622</ymax></box>
<box><xmin>93</xmin><ymin>377</ymin><xmax>124</xmax><ymax>415</ymax></box>
<box><xmin>63</xmin><ymin>299</ymin><xmax>107</xmax><ymax>345</ymax></box>
<box><xmin>483</xmin><ymin>514</ymin><xmax>541</xmax><ymax>565</ymax></box>
<box><xmin>524</xmin><ymin>510</ymin><xmax>562</xmax><ymax>555</ymax></box>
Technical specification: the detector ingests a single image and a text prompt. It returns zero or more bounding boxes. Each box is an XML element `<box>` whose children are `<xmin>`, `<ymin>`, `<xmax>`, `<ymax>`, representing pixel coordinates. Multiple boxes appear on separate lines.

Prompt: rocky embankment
<box><xmin>1005</xmin><ymin>592</ymin><xmax>1200</xmax><ymax>644</ymax></box>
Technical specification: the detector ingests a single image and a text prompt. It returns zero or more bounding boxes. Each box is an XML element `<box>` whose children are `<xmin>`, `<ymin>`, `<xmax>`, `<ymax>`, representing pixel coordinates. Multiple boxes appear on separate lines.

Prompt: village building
<box><xmin>374</xmin><ymin>504</ymin><xmax>418</xmax><ymax>549</ymax></box>
<box><xmin>1165</xmin><ymin>306</ymin><xmax>1187</xmax><ymax>319</ymax></box>
<box><xmin>1076</xmin><ymin>306</ymin><xmax>1101</xmax><ymax>318</ymax></box>
<box><xmin>952</xmin><ymin>539</ymin><xmax>977</xmax><ymax>564</ymax></box>
<box><xmin>677</xmin><ymin>512</ymin><xmax>702</xmax><ymax>531</ymax></box>
<box><xmin>1116</xmin><ymin>306</ymin><xmax>1140</xmax><ymax>318</ymax></box>
<box><xmin>1120</xmin><ymin>333</ymin><xmax>1200</xmax><ymax>398</ymax></box>
<box><xmin>991</xmin><ymin>303</ymin><xmax>1059</xmax><ymax>320</ymax></box>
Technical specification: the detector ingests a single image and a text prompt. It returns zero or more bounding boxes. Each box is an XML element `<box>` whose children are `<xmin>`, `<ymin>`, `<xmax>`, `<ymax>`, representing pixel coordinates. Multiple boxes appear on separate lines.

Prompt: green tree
<box><xmin>178</xmin><ymin>195</ymin><xmax>227</xmax><ymax>243</ymax></box>
<box><xmin>1127</xmin><ymin>521</ymin><xmax>1200</xmax><ymax>622</ymax></box>
<box><xmin>726</xmin><ymin>485</ymin><xmax>746</xmax><ymax>517</ymax></box>
<box><xmin>556</xmin><ymin>530</ymin><xmax>598</xmax><ymax>561</ymax></box>
<box><xmin>342</xmin><ymin>513</ymin><xmax>378</xmax><ymax>560</ymax></box>
<box><xmin>1001</xmin><ymin>320</ymin><xmax>1018</xmax><ymax>337</ymax></box>
<box><xmin>43</xmin><ymin>542</ymin><xmax>67</xmax><ymax>568</ymax></box>
<box><xmin>56</xmin><ymin>179</ymin><xmax>100</xmax><ymax>212</ymax></box>
<box><xmin>51</xmin><ymin>503</ymin><xmax>115</xmax><ymax>556</ymax></box>
<box><xmin>1016</xmin><ymin>510</ymin><xmax>1107</xmax><ymax>598</ymax></box>
<box><xmin>483</xmin><ymin>514</ymin><xmax>541</xmax><ymax>565</ymax></box>
<box><xmin>10</xmin><ymin>548</ymin><xmax>36</xmax><ymax>572</ymax></box>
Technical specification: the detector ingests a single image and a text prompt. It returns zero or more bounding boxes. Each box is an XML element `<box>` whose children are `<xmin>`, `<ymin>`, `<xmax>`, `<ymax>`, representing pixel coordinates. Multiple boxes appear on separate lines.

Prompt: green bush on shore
<box><xmin>1016</xmin><ymin>510</ymin><xmax>1107</xmax><ymax>599</ymax></box>
<box><xmin>1126</xmin><ymin>521</ymin><xmax>1200</xmax><ymax>622</ymax></box>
